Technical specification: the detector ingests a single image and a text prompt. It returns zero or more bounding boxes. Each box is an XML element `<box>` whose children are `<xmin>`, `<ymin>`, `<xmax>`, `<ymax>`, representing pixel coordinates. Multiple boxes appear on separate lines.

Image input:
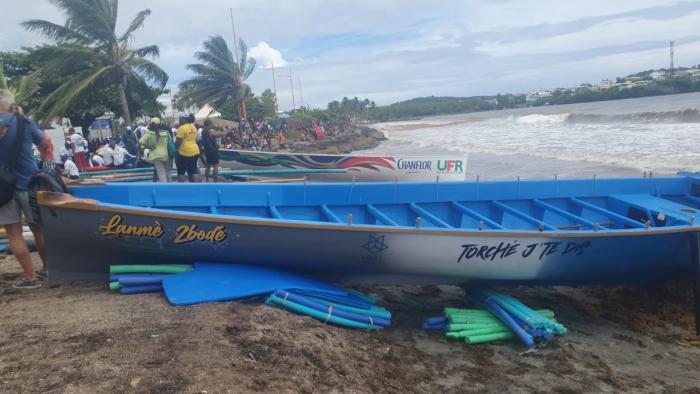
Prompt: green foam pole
<box><xmin>465</xmin><ymin>332</ymin><xmax>515</xmax><ymax>344</ymax></box>
<box><xmin>109</xmin><ymin>281</ymin><xmax>121</xmax><ymax>290</ymax></box>
<box><xmin>109</xmin><ymin>264</ymin><xmax>191</xmax><ymax>274</ymax></box>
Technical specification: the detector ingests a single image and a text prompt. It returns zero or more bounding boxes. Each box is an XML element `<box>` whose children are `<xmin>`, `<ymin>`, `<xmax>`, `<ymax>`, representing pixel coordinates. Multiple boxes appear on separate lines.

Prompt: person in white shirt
<box><xmin>112</xmin><ymin>143</ymin><xmax>135</xmax><ymax>167</ymax></box>
<box><xmin>135</xmin><ymin>123</ymin><xmax>148</xmax><ymax>140</ymax></box>
<box><xmin>68</xmin><ymin>128</ymin><xmax>88</xmax><ymax>170</ymax></box>
<box><xmin>102</xmin><ymin>142</ymin><xmax>116</xmax><ymax>166</ymax></box>
<box><xmin>91</xmin><ymin>152</ymin><xmax>104</xmax><ymax>167</ymax></box>
<box><xmin>60</xmin><ymin>154</ymin><xmax>80</xmax><ymax>180</ymax></box>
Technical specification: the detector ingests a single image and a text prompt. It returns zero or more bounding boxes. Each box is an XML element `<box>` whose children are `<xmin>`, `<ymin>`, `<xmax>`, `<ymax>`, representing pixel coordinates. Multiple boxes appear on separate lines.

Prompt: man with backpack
<box><xmin>0</xmin><ymin>90</ymin><xmax>49</xmax><ymax>289</ymax></box>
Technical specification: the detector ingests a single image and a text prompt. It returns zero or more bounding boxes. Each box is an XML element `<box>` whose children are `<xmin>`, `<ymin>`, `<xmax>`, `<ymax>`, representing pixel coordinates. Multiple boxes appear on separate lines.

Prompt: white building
<box><xmin>650</xmin><ymin>71</ymin><xmax>666</xmax><ymax>80</ymax></box>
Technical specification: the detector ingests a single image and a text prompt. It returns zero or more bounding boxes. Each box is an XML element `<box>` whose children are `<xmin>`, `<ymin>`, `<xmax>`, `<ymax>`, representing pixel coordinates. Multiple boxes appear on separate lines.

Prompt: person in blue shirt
<box><xmin>0</xmin><ymin>90</ymin><xmax>49</xmax><ymax>288</ymax></box>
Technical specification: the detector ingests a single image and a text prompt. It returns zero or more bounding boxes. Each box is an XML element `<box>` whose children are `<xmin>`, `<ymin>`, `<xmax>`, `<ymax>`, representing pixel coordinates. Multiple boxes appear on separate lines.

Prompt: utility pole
<box><xmin>271</xmin><ymin>62</ymin><xmax>279</xmax><ymax>117</ymax></box>
<box><xmin>670</xmin><ymin>40</ymin><xmax>675</xmax><ymax>78</ymax></box>
<box><xmin>169</xmin><ymin>90</ymin><xmax>176</xmax><ymax>122</ymax></box>
<box><xmin>230</xmin><ymin>8</ymin><xmax>248</xmax><ymax>120</ymax></box>
<box><xmin>297</xmin><ymin>77</ymin><xmax>304</xmax><ymax>111</ymax></box>
<box><xmin>289</xmin><ymin>69</ymin><xmax>296</xmax><ymax>111</ymax></box>
<box><xmin>279</xmin><ymin>70</ymin><xmax>296</xmax><ymax>111</ymax></box>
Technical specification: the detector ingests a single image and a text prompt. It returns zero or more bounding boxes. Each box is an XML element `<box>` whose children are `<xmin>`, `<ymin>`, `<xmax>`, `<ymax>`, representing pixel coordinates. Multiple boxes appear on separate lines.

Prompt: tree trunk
<box><xmin>118</xmin><ymin>77</ymin><xmax>132</xmax><ymax>126</ymax></box>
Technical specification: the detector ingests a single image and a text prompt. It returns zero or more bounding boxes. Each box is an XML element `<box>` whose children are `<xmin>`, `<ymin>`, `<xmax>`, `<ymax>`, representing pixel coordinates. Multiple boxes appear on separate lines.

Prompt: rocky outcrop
<box><xmin>288</xmin><ymin>125</ymin><xmax>386</xmax><ymax>154</ymax></box>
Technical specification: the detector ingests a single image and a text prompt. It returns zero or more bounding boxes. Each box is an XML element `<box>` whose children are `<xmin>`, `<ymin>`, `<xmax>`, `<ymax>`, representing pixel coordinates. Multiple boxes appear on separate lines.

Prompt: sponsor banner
<box><xmin>219</xmin><ymin>149</ymin><xmax>468</xmax><ymax>181</ymax></box>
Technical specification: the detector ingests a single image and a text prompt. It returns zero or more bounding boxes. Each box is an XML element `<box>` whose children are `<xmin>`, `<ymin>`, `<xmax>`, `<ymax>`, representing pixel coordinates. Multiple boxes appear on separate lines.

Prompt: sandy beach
<box><xmin>2</xmin><ymin>252</ymin><xmax>699</xmax><ymax>393</ymax></box>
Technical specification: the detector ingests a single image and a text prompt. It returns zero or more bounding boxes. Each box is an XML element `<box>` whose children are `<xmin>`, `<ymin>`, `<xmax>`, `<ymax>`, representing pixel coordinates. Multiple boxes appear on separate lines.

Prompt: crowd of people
<box><xmin>53</xmin><ymin>114</ymin><xmax>347</xmax><ymax>183</ymax></box>
<box><xmin>0</xmin><ymin>84</ymin><xmax>357</xmax><ymax>289</ymax></box>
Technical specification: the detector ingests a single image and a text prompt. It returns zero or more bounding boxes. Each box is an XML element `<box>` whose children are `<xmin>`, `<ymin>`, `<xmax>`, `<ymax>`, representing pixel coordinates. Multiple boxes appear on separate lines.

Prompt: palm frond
<box><xmin>14</xmin><ymin>71</ymin><xmax>43</xmax><ymax>106</ymax></box>
<box><xmin>119</xmin><ymin>9</ymin><xmax>151</xmax><ymax>44</ymax></box>
<box><xmin>37</xmin><ymin>65</ymin><xmax>111</xmax><ymax>121</ymax></box>
<box><xmin>185</xmin><ymin>64</ymin><xmax>235</xmax><ymax>81</ymax></box>
<box><xmin>126</xmin><ymin>57</ymin><xmax>168</xmax><ymax>88</ymax></box>
<box><xmin>21</xmin><ymin>20</ymin><xmax>92</xmax><ymax>44</ymax></box>
<box><xmin>50</xmin><ymin>0</ymin><xmax>116</xmax><ymax>44</ymax></box>
<box><xmin>194</xmin><ymin>51</ymin><xmax>236</xmax><ymax>75</ymax></box>
<box><xmin>238</xmin><ymin>38</ymin><xmax>248</xmax><ymax>69</ymax></box>
<box><xmin>241</xmin><ymin>58</ymin><xmax>256</xmax><ymax>80</ymax></box>
<box><xmin>130</xmin><ymin>44</ymin><xmax>159</xmax><ymax>59</ymax></box>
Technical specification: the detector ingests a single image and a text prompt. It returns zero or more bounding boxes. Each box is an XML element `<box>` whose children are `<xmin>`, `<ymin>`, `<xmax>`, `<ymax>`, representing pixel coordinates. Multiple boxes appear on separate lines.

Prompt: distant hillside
<box><xmin>366</xmin><ymin>96</ymin><xmax>506</xmax><ymax>121</ymax></box>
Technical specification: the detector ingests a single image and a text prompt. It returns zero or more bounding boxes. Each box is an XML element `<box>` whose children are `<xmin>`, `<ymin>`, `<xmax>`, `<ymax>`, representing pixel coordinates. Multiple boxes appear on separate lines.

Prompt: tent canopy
<box><xmin>194</xmin><ymin>104</ymin><xmax>221</xmax><ymax>120</ymax></box>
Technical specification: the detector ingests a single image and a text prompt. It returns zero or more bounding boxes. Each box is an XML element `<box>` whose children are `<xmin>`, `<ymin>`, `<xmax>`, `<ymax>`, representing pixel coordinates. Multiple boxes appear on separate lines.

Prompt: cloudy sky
<box><xmin>3</xmin><ymin>0</ymin><xmax>700</xmax><ymax>110</ymax></box>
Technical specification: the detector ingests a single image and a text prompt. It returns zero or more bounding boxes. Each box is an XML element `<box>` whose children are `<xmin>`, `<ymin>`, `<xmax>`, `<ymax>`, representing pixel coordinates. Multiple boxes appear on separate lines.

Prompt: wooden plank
<box><xmin>493</xmin><ymin>200</ymin><xmax>557</xmax><ymax>231</ymax></box>
<box><xmin>367</xmin><ymin>204</ymin><xmax>398</xmax><ymax>226</ymax></box>
<box><xmin>409</xmin><ymin>203</ymin><xmax>452</xmax><ymax>228</ymax></box>
<box><xmin>533</xmin><ymin>199</ymin><xmax>606</xmax><ymax>230</ymax></box>
<box><xmin>451</xmin><ymin>201</ymin><xmax>506</xmax><ymax>230</ymax></box>
<box><xmin>321</xmin><ymin>205</ymin><xmax>342</xmax><ymax>223</ymax></box>
<box><xmin>569</xmin><ymin>198</ymin><xmax>645</xmax><ymax>228</ymax></box>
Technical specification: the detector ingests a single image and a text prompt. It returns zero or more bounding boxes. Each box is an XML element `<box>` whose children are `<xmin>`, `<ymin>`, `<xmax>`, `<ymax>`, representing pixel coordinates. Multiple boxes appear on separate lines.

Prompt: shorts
<box><xmin>0</xmin><ymin>190</ymin><xmax>36</xmax><ymax>226</ymax></box>
<box><xmin>203</xmin><ymin>150</ymin><xmax>220</xmax><ymax>166</ymax></box>
<box><xmin>176</xmin><ymin>154</ymin><xmax>199</xmax><ymax>177</ymax></box>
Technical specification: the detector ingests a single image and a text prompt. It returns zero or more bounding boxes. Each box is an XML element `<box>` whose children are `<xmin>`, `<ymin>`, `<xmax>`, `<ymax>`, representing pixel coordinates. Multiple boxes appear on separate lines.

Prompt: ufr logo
<box><xmin>437</xmin><ymin>160</ymin><xmax>463</xmax><ymax>172</ymax></box>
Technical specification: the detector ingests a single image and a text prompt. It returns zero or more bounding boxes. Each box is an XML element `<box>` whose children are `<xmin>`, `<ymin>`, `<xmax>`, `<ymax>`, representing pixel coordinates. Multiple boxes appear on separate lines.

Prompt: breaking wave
<box><xmin>515</xmin><ymin>108</ymin><xmax>700</xmax><ymax>124</ymax></box>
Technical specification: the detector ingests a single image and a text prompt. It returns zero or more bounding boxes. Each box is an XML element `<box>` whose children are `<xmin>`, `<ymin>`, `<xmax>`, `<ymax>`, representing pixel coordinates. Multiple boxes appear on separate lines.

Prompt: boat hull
<box><xmin>41</xmin><ymin>201</ymin><xmax>693</xmax><ymax>284</ymax></box>
<box><xmin>218</xmin><ymin>149</ymin><xmax>468</xmax><ymax>182</ymax></box>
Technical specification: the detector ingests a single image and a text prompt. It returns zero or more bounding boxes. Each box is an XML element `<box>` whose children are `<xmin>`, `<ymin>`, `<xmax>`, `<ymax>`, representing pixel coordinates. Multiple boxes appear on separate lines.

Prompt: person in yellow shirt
<box><xmin>175</xmin><ymin>114</ymin><xmax>200</xmax><ymax>182</ymax></box>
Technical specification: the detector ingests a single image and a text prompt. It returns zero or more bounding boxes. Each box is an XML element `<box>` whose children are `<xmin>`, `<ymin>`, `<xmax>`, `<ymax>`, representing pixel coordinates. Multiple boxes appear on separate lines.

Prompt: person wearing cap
<box><xmin>139</xmin><ymin>117</ymin><xmax>172</xmax><ymax>182</ymax></box>
<box><xmin>60</xmin><ymin>153</ymin><xmax>80</xmax><ymax>180</ymax></box>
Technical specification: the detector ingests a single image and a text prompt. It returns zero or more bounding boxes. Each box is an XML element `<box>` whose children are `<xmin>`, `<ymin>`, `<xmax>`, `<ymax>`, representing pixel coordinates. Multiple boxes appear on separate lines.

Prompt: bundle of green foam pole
<box><xmin>443</xmin><ymin>308</ymin><xmax>558</xmax><ymax>344</ymax></box>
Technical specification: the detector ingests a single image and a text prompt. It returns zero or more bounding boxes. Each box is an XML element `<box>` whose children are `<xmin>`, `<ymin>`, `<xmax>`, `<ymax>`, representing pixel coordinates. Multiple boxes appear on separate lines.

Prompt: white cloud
<box><xmin>474</xmin><ymin>10</ymin><xmax>700</xmax><ymax>57</ymax></box>
<box><xmin>249</xmin><ymin>41</ymin><xmax>288</xmax><ymax>68</ymax></box>
<box><xmin>3</xmin><ymin>0</ymin><xmax>700</xmax><ymax>110</ymax></box>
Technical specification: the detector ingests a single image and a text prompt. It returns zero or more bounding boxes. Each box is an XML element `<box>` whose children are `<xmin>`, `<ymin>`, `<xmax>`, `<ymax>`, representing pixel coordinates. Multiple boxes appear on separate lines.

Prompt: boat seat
<box><xmin>610</xmin><ymin>194</ymin><xmax>696</xmax><ymax>224</ymax></box>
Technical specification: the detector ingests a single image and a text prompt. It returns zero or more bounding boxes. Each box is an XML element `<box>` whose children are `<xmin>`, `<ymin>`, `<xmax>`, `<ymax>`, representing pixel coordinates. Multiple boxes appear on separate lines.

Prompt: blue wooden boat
<box><xmin>39</xmin><ymin>172</ymin><xmax>700</xmax><ymax>285</ymax></box>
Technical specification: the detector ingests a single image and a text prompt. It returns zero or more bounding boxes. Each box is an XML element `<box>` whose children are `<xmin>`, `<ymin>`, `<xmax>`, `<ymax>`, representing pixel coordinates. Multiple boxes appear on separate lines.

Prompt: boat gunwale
<box><xmin>218</xmin><ymin>148</ymin><xmax>466</xmax><ymax>160</ymax></box>
<box><xmin>37</xmin><ymin>191</ymin><xmax>700</xmax><ymax>238</ymax></box>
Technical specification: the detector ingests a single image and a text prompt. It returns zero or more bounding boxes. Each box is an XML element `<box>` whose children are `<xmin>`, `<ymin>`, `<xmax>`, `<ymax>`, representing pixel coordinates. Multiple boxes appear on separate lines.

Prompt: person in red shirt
<box><xmin>314</xmin><ymin>126</ymin><xmax>325</xmax><ymax>140</ymax></box>
<box><xmin>39</xmin><ymin>131</ymin><xmax>55</xmax><ymax>170</ymax></box>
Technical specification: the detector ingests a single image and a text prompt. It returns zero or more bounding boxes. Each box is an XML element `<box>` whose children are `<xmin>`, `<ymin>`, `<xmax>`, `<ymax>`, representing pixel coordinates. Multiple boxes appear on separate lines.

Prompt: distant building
<box><xmin>525</xmin><ymin>93</ymin><xmax>538</xmax><ymax>102</ymax></box>
<box><xmin>649</xmin><ymin>71</ymin><xmax>666</xmax><ymax>81</ymax></box>
<box><xmin>598</xmin><ymin>79</ymin><xmax>614</xmax><ymax>89</ymax></box>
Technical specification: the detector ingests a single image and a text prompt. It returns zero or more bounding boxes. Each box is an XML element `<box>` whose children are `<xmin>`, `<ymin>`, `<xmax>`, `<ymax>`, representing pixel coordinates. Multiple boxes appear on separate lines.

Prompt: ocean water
<box><xmin>359</xmin><ymin>93</ymin><xmax>700</xmax><ymax>179</ymax></box>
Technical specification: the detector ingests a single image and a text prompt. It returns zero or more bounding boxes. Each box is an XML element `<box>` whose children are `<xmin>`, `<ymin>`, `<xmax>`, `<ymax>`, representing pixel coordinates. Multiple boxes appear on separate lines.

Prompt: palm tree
<box><xmin>0</xmin><ymin>62</ymin><xmax>42</xmax><ymax>107</ymax></box>
<box><xmin>22</xmin><ymin>0</ymin><xmax>168</xmax><ymax>124</ymax></box>
<box><xmin>179</xmin><ymin>35</ymin><xmax>255</xmax><ymax>117</ymax></box>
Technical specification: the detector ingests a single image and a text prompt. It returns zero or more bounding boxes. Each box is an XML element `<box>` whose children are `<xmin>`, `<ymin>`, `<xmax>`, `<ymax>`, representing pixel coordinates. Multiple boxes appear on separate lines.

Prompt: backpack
<box><xmin>0</xmin><ymin>114</ymin><xmax>25</xmax><ymax>206</ymax></box>
<box><xmin>166</xmin><ymin>130</ymin><xmax>176</xmax><ymax>160</ymax></box>
<box><xmin>27</xmin><ymin>169</ymin><xmax>70</xmax><ymax>226</ymax></box>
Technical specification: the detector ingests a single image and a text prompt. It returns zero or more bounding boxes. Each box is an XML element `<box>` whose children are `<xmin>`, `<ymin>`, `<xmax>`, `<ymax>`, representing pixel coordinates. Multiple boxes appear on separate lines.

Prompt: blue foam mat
<box><xmin>162</xmin><ymin>262</ymin><xmax>348</xmax><ymax>306</ymax></box>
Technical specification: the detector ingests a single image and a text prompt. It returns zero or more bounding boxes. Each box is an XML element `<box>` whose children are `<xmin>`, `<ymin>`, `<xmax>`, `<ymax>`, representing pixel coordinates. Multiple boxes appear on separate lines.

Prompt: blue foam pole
<box><xmin>274</xmin><ymin>290</ymin><xmax>390</xmax><ymax>327</ymax></box>
<box><xmin>120</xmin><ymin>284</ymin><xmax>163</xmax><ymax>295</ymax></box>
<box><xmin>470</xmin><ymin>292</ymin><xmax>535</xmax><ymax>348</ymax></box>
<box><xmin>119</xmin><ymin>274</ymin><xmax>171</xmax><ymax>286</ymax></box>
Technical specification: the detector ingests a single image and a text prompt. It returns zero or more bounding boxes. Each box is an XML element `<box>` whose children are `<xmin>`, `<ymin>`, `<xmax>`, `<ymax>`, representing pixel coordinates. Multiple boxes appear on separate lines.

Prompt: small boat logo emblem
<box><xmin>363</xmin><ymin>234</ymin><xmax>388</xmax><ymax>254</ymax></box>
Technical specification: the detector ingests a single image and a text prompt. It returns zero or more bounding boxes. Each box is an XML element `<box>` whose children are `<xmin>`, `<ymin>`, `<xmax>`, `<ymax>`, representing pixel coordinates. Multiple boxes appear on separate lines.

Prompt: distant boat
<box><xmin>218</xmin><ymin>148</ymin><xmax>468</xmax><ymax>181</ymax></box>
<box><xmin>40</xmin><ymin>172</ymin><xmax>700</xmax><ymax>285</ymax></box>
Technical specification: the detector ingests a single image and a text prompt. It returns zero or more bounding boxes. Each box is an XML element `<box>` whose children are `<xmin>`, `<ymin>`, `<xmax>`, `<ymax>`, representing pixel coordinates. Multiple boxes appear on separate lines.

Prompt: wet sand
<box><xmin>1</xmin><ymin>253</ymin><xmax>699</xmax><ymax>393</ymax></box>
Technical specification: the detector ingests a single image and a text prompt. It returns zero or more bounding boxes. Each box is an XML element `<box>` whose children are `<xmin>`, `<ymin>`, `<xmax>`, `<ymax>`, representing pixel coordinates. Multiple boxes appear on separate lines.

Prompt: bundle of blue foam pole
<box><xmin>109</xmin><ymin>273</ymin><xmax>171</xmax><ymax>294</ymax></box>
<box><xmin>266</xmin><ymin>289</ymin><xmax>392</xmax><ymax>330</ymax></box>
<box><xmin>108</xmin><ymin>264</ymin><xmax>192</xmax><ymax>295</ymax></box>
<box><xmin>465</xmin><ymin>287</ymin><xmax>565</xmax><ymax>348</ymax></box>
